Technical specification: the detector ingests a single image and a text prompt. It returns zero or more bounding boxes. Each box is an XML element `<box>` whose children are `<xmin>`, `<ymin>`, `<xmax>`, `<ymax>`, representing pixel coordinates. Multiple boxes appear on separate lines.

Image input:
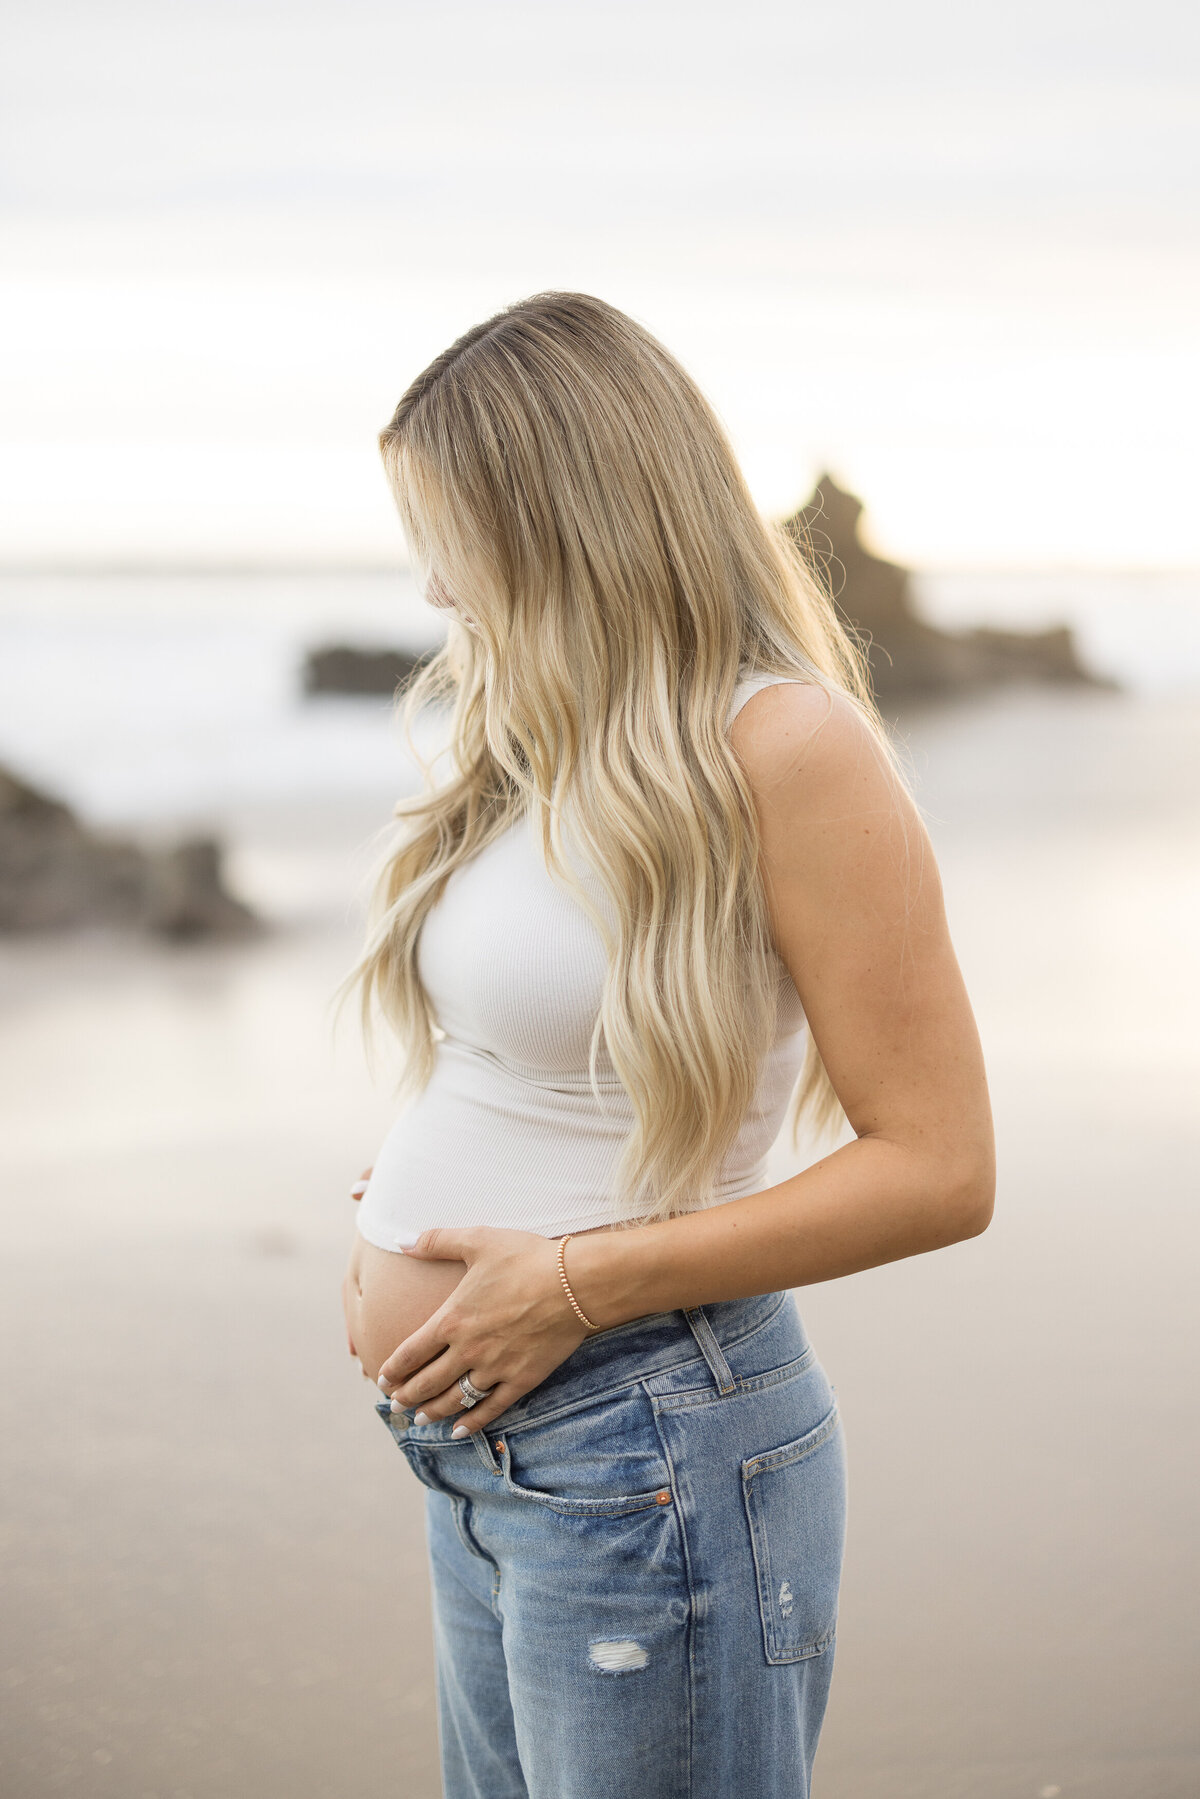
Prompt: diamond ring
<box><xmin>458</xmin><ymin>1374</ymin><xmax>491</xmax><ymax>1409</ymax></box>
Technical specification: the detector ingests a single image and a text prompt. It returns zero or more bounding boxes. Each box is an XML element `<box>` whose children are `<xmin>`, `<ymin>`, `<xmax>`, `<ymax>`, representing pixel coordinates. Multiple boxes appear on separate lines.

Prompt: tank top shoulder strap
<box><xmin>725</xmin><ymin>668</ymin><xmax>814</xmax><ymax>731</ymax></box>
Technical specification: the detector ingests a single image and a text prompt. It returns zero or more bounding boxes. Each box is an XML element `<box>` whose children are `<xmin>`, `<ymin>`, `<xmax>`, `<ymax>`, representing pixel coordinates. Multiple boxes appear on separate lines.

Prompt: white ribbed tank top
<box><xmin>355</xmin><ymin>672</ymin><xmax>810</xmax><ymax>1250</ymax></box>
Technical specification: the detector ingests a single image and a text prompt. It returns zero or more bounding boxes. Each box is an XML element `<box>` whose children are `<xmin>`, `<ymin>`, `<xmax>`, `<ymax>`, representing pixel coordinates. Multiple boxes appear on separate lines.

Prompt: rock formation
<box><xmin>0</xmin><ymin>764</ymin><xmax>261</xmax><ymax>938</ymax></box>
<box><xmin>302</xmin><ymin>643</ymin><xmax>436</xmax><ymax>698</ymax></box>
<box><xmin>784</xmin><ymin>474</ymin><xmax>1111</xmax><ymax>700</ymax></box>
<box><xmin>301</xmin><ymin>476</ymin><xmax>1110</xmax><ymax>704</ymax></box>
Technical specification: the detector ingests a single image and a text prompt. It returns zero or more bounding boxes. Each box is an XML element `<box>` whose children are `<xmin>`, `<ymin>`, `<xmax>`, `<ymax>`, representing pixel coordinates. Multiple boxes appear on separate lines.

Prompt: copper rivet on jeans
<box><xmin>495</xmin><ymin>1441</ymin><xmax>505</xmax><ymax>1454</ymax></box>
<box><xmin>655</xmin><ymin>1490</ymin><xmax>671</xmax><ymax>1505</ymax></box>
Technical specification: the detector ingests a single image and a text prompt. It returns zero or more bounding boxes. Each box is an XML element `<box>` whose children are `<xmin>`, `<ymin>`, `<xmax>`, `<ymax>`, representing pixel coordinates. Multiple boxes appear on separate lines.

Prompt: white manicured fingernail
<box><xmin>412</xmin><ymin>1410</ymin><xmax>429</xmax><ymax>1425</ymax></box>
<box><xmin>394</xmin><ymin>1232</ymin><xmax>418</xmax><ymax>1249</ymax></box>
<box><xmin>392</xmin><ymin>1400</ymin><xmax>410</xmax><ymax>1416</ymax></box>
<box><xmin>451</xmin><ymin>1424</ymin><xmax>469</xmax><ymax>1439</ymax></box>
<box><xmin>376</xmin><ymin>1376</ymin><xmax>390</xmax><ymax>1391</ymax></box>
<box><xmin>351</xmin><ymin>1183</ymin><xmax>367</xmax><ymax>1196</ymax></box>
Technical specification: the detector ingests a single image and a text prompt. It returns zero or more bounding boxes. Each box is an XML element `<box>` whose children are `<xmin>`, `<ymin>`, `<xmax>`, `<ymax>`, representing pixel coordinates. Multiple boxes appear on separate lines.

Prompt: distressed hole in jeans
<box><xmin>588</xmin><ymin>1639</ymin><xmax>649</xmax><ymax>1673</ymax></box>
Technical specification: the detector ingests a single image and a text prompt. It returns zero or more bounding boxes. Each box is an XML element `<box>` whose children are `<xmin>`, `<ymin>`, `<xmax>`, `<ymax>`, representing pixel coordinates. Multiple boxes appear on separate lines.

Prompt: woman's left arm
<box><xmin>378</xmin><ymin>684</ymin><xmax>995</xmax><ymax>1432</ymax></box>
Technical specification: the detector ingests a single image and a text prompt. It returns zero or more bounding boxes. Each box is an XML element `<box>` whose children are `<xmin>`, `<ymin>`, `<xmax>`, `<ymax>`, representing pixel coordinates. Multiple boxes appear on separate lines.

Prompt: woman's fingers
<box><xmin>349</xmin><ymin>1164</ymin><xmax>374</xmax><ymax>1201</ymax></box>
<box><xmin>444</xmin><ymin>1383</ymin><xmax>519</xmax><ymax>1437</ymax></box>
<box><xmin>377</xmin><ymin>1319</ymin><xmax>455</xmax><ymax>1393</ymax></box>
<box><xmin>394</xmin><ymin>1368</ymin><xmax>496</xmax><ymax>1424</ymax></box>
<box><xmin>383</xmin><ymin>1345</ymin><xmax>475</xmax><ymax>1412</ymax></box>
<box><xmin>395</xmin><ymin>1379</ymin><xmax>517</xmax><ymax>1436</ymax></box>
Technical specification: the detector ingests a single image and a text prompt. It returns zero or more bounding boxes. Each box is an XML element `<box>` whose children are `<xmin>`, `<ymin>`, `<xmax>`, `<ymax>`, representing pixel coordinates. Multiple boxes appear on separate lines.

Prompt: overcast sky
<box><xmin>2</xmin><ymin>0</ymin><xmax>1198</xmax><ymax>567</ymax></box>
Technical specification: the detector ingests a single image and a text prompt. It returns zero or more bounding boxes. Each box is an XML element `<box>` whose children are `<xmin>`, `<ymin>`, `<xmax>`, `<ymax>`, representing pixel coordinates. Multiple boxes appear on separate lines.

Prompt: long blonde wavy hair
<box><xmin>335</xmin><ymin>291</ymin><xmax>895</xmax><ymax>1225</ymax></box>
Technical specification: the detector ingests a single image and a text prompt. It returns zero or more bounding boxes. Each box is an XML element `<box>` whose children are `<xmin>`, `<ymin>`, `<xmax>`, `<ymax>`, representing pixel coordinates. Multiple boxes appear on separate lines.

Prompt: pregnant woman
<box><xmin>337</xmin><ymin>292</ymin><xmax>994</xmax><ymax>1799</ymax></box>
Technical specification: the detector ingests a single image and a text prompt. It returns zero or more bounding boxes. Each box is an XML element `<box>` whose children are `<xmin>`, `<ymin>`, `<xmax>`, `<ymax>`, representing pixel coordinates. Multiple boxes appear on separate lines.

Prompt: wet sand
<box><xmin>1</xmin><ymin>687</ymin><xmax>1198</xmax><ymax>1797</ymax></box>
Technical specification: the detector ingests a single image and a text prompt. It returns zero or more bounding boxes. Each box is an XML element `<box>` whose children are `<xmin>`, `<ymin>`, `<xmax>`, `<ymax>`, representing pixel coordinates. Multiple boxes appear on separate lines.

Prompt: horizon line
<box><xmin>2</xmin><ymin>559</ymin><xmax>1200</xmax><ymax>581</ymax></box>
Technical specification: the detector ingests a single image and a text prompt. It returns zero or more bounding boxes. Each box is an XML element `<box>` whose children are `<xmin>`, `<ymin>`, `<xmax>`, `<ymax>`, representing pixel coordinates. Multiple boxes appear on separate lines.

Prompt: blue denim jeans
<box><xmin>376</xmin><ymin>1290</ymin><xmax>846</xmax><ymax>1799</ymax></box>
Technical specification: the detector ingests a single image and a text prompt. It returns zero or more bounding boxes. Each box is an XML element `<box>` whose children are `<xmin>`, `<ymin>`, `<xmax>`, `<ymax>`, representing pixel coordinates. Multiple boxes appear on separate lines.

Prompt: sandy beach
<box><xmin>2</xmin><ymin>683</ymin><xmax>1198</xmax><ymax>1798</ymax></box>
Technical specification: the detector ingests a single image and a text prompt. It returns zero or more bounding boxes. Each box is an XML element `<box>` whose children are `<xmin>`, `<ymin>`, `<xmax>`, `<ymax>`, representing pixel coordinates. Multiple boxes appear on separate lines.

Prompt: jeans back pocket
<box><xmin>741</xmin><ymin>1401</ymin><xmax>846</xmax><ymax>1663</ymax></box>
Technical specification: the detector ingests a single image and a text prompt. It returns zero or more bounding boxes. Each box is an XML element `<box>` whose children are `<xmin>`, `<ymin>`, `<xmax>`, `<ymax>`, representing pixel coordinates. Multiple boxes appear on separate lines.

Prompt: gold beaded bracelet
<box><xmin>556</xmin><ymin>1234</ymin><xmax>599</xmax><ymax>1331</ymax></box>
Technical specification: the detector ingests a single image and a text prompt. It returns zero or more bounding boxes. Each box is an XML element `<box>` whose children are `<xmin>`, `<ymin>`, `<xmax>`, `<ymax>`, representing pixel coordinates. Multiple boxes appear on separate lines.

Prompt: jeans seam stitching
<box><xmin>741</xmin><ymin>1401</ymin><xmax>843</xmax><ymax>1661</ymax></box>
<box><xmin>654</xmin><ymin>1349</ymin><xmax>818</xmax><ymax>1415</ymax></box>
<box><xmin>742</xmin><ymin>1402</ymin><xmax>841</xmax><ymax>1479</ymax></box>
<box><xmin>683</xmin><ymin>1306</ymin><xmax>737</xmax><ymax>1393</ymax></box>
<box><xmin>495</xmin><ymin>1293</ymin><xmax>793</xmax><ymax>1437</ymax></box>
<box><xmin>651</xmin><ymin>1352</ymin><xmax>820</xmax><ymax>1410</ymax></box>
<box><xmin>494</xmin><ymin>1437</ymin><xmax>671</xmax><ymax>1514</ymax></box>
<box><xmin>647</xmin><ymin>1387</ymin><xmax>695</xmax><ymax>1797</ymax></box>
<box><xmin>500</xmin><ymin>1488</ymin><xmax>668</xmax><ymax>1517</ymax></box>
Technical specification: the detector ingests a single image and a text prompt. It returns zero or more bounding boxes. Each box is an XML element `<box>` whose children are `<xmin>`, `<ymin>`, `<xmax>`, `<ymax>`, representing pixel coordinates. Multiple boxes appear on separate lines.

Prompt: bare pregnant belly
<box><xmin>345</xmin><ymin>1232</ymin><xmax>467</xmax><ymax>1385</ymax></box>
<box><xmin>344</xmin><ymin>1221</ymin><xmax>619</xmax><ymax>1387</ymax></box>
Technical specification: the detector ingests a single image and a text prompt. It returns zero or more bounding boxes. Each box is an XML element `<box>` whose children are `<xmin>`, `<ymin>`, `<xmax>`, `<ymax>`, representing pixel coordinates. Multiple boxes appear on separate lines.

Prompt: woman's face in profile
<box><xmin>425</xmin><ymin>570</ymin><xmax>478</xmax><ymax>631</ymax></box>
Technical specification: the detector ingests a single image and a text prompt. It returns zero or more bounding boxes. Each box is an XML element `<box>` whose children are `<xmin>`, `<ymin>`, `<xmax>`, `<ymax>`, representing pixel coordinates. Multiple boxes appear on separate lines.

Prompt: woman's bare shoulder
<box><xmin>730</xmin><ymin>679</ymin><xmax>943</xmax><ymax>1018</ymax></box>
<box><xmin>729</xmin><ymin>679</ymin><xmax>898</xmax><ymax>814</ymax></box>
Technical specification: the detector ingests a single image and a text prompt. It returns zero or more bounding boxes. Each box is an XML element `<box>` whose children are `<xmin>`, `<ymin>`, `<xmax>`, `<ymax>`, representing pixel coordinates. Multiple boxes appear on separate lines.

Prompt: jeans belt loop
<box><xmin>682</xmin><ymin>1306</ymin><xmax>737</xmax><ymax>1395</ymax></box>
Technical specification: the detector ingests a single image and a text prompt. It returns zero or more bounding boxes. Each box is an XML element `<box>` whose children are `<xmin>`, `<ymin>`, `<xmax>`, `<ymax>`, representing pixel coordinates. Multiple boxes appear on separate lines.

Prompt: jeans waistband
<box><xmin>378</xmin><ymin>1290</ymin><xmax>792</xmax><ymax>1469</ymax></box>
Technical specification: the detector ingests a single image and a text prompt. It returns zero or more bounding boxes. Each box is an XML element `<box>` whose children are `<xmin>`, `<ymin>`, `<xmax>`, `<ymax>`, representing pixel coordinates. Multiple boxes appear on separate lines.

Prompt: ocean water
<box><xmin>1</xmin><ymin>568</ymin><xmax>1198</xmax><ymax>837</ymax></box>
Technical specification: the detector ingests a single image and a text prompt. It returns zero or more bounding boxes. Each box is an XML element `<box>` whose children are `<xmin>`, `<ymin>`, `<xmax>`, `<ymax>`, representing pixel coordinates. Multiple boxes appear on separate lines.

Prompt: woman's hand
<box><xmin>375</xmin><ymin>1227</ymin><xmax>590</xmax><ymax>1436</ymax></box>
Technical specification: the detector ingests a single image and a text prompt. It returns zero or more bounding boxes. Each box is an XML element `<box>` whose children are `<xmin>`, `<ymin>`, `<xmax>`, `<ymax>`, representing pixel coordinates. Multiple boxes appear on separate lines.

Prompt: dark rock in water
<box><xmin>0</xmin><ymin>764</ymin><xmax>261</xmax><ymax>938</ymax></box>
<box><xmin>784</xmin><ymin>474</ymin><xmax>1114</xmax><ymax>699</ymax></box>
<box><xmin>303</xmin><ymin>643</ymin><xmax>436</xmax><ymax>697</ymax></box>
<box><xmin>141</xmin><ymin>838</ymin><xmax>261</xmax><ymax>940</ymax></box>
